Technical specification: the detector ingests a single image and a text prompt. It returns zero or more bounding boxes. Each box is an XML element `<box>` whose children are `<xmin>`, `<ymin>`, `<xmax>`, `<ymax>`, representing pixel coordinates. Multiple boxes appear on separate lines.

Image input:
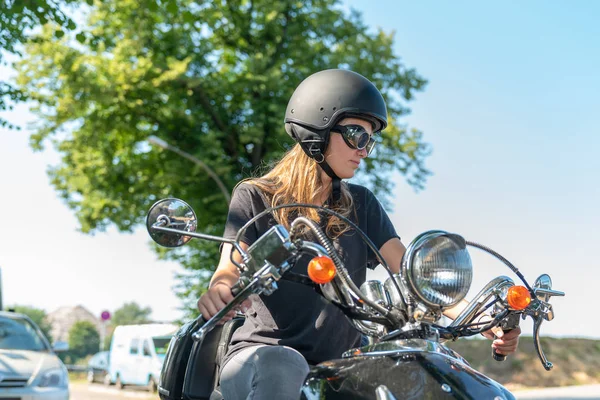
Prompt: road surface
<box><xmin>70</xmin><ymin>382</ymin><xmax>159</xmax><ymax>400</ymax></box>
<box><xmin>514</xmin><ymin>384</ymin><xmax>600</xmax><ymax>400</ymax></box>
<box><xmin>71</xmin><ymin>382</ymin><xmax>600</xmax><ymax>399</ymax></box>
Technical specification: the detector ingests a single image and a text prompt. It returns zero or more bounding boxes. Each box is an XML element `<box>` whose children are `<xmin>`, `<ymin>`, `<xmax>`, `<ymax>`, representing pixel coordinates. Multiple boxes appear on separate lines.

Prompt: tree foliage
<box><xmin>110</xmin><ymin>302</ymin><xmax>153</xmax><ymax>327</ymax></box>
<box><xmin>9</xmin><ymin>304</ymin><xmax>54</xmax><ymax>343</ymax></box>
<box><xmin>16</xmin><ymin>0</ymin><xmax>431</xmax><ymax>316</ymax></box>
<box><xmin>67</xmin><ymin>320</ymin><xmax>100</xmax><ymax>361</ymax></box>
<box><xmin>0</xmin><ymin>0</ymin><xmax>80</xmax><ymax>128</ymax></box>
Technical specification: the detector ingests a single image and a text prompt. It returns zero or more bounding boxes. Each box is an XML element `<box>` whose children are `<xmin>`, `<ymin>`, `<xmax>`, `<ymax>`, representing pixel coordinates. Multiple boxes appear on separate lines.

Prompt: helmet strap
<box><xmin>331</xmin><ymin>177</ymin><xmax>341</xmax><ymax>203</ymax></box>
<box><xmin>287</xmin><ymin>123</ymin><xmax>340</xmax><ymax>202</ymax></box>
<box><xmin>316</xmin><ymin>158</ymin><xmax>342</xmax><ymax>203</ymax></box>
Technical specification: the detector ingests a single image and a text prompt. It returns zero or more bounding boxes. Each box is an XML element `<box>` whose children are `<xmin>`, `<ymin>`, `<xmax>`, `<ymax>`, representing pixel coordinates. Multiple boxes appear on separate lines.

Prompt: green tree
<box><xmin>110</xmin><ymin>302</ymin><xmax>153</xmax><ymax>326</ymax></box>
<box><xmin>67</xmin><ymin>320</ymin><xmax>100</xmax><ymax>362</ymax></box>
<box><xmin>9</xmin><ymin>305</ymin><xmax>53</xmax><ymax>343</ymax></box>
<box><xmin>0</xmin><ymin>0</ymin><xmax>80</xmax><ymax>128</ymax></box>
<box><xmin>15</xmin><ymin>0</ymin><xmax>431</xmax><ymax>316</ymax></box>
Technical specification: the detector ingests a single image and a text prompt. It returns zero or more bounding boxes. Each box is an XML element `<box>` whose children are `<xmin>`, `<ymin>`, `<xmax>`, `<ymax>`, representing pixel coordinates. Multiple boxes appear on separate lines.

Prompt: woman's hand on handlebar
<box><xmin>478</xmin><ymin>313</ymin><xmax>522</xmax><ymax>356</ymax></box>
<box><xmin>197</xmin><ymin>281</ymin><xmax>251</xmax><ymax>324</ymax></box>
<box><xmin>197</xmin><ymin>241</ymin><xmax>251</xmax><ymax>324</ymax></box>
<box><xmin>482</xmin><ymin>325</ymin><xmax>522</xmax><ymax>356</ymax></box>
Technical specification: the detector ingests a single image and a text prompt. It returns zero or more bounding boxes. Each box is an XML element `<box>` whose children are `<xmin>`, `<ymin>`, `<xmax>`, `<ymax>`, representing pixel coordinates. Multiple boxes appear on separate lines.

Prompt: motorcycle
<box><xmin>146</xmin><ymin>198</ymin><xmax>564</xmax><ymax>400</ymax></box>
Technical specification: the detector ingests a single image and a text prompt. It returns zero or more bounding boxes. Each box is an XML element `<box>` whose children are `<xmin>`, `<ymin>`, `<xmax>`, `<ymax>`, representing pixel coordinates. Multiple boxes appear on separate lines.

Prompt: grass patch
<box><xmin>446</xmin><ymin>336</ymin><xmax>600</xmax><ymax>388</ymax></box>
<box><xmin>68</xmin><ymin>371</ymin><xmax>88</xmax><ymax>384</ymax></box>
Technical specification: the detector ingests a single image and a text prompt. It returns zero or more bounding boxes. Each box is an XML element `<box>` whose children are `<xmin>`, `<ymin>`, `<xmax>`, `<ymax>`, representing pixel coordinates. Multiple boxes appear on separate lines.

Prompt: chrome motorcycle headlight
<box><xmin>402</xmin><ymin>231</ymin><xmax>473</xmax><ymax>308</ymax></box>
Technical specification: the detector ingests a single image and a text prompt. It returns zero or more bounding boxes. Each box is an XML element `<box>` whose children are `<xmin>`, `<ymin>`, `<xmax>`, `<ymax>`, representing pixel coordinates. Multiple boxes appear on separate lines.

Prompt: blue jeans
<box><xmin>219</xmin><ymin>344</ymin><xmax>310</xmax><ymax>400</ymax></box>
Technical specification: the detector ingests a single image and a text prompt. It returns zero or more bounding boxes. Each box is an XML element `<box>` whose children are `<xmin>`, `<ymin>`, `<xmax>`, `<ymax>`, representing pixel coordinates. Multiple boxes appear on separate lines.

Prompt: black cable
<box><xmin>433</xmin><ymin>309</ymin><xmax>509</xmax><ymax>339</ymax></box>
<box><xmin>469</xmin><ymin>298</ymin><xmax>501</xmax><ymax>328</ymax></box>
<box><xmin>466</xmin><ymin>240</ymin><xmax>534</xmax><ymax>294</ymax></box>
<box><xmin>231</xmin><ymin>202</ymin><xmax>403</xmax><ymax>298</ymax></box>
<box><xmin>336</xmin><ymin>304</ymin><xmax>396</xmax><ymax>328</ymax></box>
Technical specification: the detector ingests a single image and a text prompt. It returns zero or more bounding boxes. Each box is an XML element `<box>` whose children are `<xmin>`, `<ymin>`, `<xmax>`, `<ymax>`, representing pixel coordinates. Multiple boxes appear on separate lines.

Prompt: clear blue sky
<box><xmin>0</xmin><ymin>1</ymin><xmax>598</xmax><ymax>338</ymax></box>
<box><xmin>347</xmin><ymin>0</ymin><xmax>600</xmax><ymax>338</ymax></box>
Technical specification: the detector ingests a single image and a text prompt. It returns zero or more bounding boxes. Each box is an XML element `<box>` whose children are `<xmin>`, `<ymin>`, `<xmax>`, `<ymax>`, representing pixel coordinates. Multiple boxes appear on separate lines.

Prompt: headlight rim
<box><xmin>402</xmin><ymin>230</ymin><xmax>472</xmax><ymax>309</ymax></box>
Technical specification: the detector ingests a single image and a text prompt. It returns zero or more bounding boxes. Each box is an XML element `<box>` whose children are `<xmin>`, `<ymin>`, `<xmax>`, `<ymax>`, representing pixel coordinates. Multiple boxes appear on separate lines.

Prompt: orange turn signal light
<box><xmin>307</xmin><ymin>256</ymin><xmax>336</xmax><ymax>284</ymax></box>
<box><xmin>507</xmin><ymin>285</ymin><xmax>531</xmax><ymax>310</ymax></box>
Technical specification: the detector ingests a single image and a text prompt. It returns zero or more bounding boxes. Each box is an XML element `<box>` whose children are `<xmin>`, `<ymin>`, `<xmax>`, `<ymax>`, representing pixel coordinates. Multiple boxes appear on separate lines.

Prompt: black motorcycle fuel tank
<box><xmin>300</xmin><ymin>340</ymin><xmax>515</xmax><ymax>400</ymax></box>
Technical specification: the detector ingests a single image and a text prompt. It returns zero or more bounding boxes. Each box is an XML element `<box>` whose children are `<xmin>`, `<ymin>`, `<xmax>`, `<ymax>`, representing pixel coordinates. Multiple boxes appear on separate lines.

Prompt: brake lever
<box><xmin>523</xmin><ymin>297</ymin><xmax>560</xmax><ymax>371</ymax></box>
<box><xmin>530</xmin><ymin>312</ymin><xmax>553</xmax><ymax>371</ymax></box>
<box><xmin>526</xmin><ymin>276</ymin><xmax>564</xmax><ymax>370</ymax></box>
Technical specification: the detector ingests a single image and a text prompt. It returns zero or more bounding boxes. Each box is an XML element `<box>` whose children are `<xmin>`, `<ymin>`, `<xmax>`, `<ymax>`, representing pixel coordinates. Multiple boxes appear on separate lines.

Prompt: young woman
<box><xmin>196</xmin><ymin>69</ymin><xmax>521</xmax><ymax>399</ymax></box>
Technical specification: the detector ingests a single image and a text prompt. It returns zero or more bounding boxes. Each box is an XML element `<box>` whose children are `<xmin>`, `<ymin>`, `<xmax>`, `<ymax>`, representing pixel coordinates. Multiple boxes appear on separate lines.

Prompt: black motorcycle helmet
<box><xmin>284</xmin><ymin>69</ymin><xmax>388</xmax><ymax>200</ymax></box>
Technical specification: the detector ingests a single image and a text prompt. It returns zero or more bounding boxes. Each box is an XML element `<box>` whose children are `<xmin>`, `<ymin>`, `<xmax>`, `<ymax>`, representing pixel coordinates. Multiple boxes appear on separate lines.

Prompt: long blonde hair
<box><xmin>245</xmin><ymin>144</ymin><xmax>354</xmax><ymax>238</ymax></box>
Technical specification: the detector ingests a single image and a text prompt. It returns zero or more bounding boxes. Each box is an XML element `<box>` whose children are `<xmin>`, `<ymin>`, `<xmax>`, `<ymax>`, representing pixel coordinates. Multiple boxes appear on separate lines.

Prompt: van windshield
<box><xmin>152</xmin><ymin>336</ymin><xmax>171</xmax><ymax>361</ymax></box>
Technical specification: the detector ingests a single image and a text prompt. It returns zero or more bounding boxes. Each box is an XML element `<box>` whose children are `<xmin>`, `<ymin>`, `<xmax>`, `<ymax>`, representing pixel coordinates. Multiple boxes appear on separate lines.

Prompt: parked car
<box><xmin>87</xmin><ymin>350</ymin><xmax>110</xmax><ymax>384</ymax></box>
<box><xmin>0</xmin><ymin>310</ymin><xmax>69</xmax><ymax>400</ymax></box>
<box><xmin>107</xmin><ymin>323</ymin><xmax>177</xmax><ymax>392</ymax></box>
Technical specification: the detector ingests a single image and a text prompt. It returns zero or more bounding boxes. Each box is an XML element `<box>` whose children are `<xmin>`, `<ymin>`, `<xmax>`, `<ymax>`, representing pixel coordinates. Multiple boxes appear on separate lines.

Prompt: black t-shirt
<box><xmin>222</xmin><ymin>182</ymin><xmax>399</xmax><ymax>365</ymax></box>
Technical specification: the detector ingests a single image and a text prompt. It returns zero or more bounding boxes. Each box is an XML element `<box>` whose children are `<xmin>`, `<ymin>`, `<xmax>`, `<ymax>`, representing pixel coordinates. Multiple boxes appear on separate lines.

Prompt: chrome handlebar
<box><xmin>449</xmin><ymin>273</ymin><xmax>564</xmax><ymax>370</ymax></box>
<box><xmin>147</xmin><ymin>200</ymin><xmax>564</xmax><ymax>371</ymax></box>
<box><xmin>449</xmin><ymin>276</ymin><xmax>515</xmax><ymax>328</ymax></box>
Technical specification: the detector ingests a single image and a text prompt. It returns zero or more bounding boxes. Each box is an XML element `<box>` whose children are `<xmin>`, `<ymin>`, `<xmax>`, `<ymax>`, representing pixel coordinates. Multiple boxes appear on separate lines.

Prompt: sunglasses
<box><xmin>331</xmin><ymin>124</ymin><xmax>377</xmax><ymax>156</ymax></box>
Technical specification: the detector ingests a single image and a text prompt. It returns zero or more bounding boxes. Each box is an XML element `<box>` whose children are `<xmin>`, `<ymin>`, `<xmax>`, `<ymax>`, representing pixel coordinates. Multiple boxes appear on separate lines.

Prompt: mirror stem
<box><xmin>151</xmin><ymin>225</ymin><xmax>235</xmax><ymax>246</ymax></box>
<box><xmin>150</xmin><ymin>224</ymin><xmax>251</xmax><ymax>266</ymax></box>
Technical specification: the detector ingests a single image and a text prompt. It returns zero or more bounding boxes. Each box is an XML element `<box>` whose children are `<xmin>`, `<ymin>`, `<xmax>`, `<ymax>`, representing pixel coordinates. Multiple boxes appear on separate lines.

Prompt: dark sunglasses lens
<box><xmin>346</xmin><ymin>126</ymin><xmax>370</xmax><ymax>149</ymax></box>
<box><xmin>356</xmin><ymin>132</ymin><xmax>370</xmax><ymax>149</ymax></box>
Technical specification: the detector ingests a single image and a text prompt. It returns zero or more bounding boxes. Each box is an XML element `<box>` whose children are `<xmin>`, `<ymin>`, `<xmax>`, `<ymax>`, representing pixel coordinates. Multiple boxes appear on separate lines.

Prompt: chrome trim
<box><xmin>356</xmin><ymin>281</ymin><xmax>391</xmax><ymax>337</ymax></box>
<box><xmin>361</xmin><ymin>280</ymin><xmax>389</xmax><ymax>308</ymax></box>
<box><xmin>383</xmin><ymin>274</ymin><xmax>408</xmax><ymax>313</ymax></box>
<box><xmin>351</xmin><ymin>319</ymin><xmax>387</xmax><ymax>338</ymax></box>
<box><xmin>449</xmin><ymin>276</ymin><xmax>514</xmax><ymax>328</ymax></box>
<box><xmin>342</xmin><ymin>339</ymin><xmax>467</xmax><ymax>364</ymax></box>
<box><xmin>297</xmin><ymin>241</ymin><xmax>329</xmax><ymax>258</ymax></box>
<box><xmin>533</xmin><ymin>274</ymin><xmax>564</xmax><ymax>302</ymax></box>
<box><xmin>376</xmin><ymin>385</ymin><xmax>398</xmax><ymax>400</ymax></box>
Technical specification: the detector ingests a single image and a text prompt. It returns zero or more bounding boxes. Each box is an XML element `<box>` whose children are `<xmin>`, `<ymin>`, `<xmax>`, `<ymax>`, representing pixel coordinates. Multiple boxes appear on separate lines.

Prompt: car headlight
<box><xmin>402</xmin><ymin>230</ymin><xmax>473</xmax><ymax>308</ymax></box>
<box><xmin>37</xmin><ymin>367</ymin><xmax>69</xmax><ymax>389</ymax></box>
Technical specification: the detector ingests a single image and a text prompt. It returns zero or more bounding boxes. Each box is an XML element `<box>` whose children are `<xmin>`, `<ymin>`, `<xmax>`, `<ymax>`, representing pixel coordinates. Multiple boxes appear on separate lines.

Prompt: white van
<box><xmin>107</xmin><ymin>323</ymin><xmax>178</xmax><ymax>392</ymax></box>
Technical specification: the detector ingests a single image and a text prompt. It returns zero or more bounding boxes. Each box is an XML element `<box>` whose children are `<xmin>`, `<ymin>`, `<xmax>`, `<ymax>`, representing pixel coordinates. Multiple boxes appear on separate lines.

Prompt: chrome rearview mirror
<box><xmin>145</xmin><ymin>198</ymin><xmax>250</xmax><ymax>266</ymax></box>
<box><xmin>146</xmin><ymin>198</ymin><xmax>197</xmax><ymax>247</ymax></box>
<box><xmin>533</xmin><ymin>274</ymin><xmax>552</xmax><ymax>302</ymax></box>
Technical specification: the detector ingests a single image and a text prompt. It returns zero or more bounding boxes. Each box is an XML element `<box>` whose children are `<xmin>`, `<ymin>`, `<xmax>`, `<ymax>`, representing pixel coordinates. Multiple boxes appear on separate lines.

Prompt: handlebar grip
<box><xmin>492</xmin><ymin>349</ymin><xmax>506</xmax><ymax>361</ymax></box>
<box><xmin>197</xmin><ymin>282</ymin><xmax>244</xmax><ymax>328</ymax></box>
<box><xmin>492</xmin><ymin>328</ymin><xmax>513</xmax><ymax>362</ymax></box>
